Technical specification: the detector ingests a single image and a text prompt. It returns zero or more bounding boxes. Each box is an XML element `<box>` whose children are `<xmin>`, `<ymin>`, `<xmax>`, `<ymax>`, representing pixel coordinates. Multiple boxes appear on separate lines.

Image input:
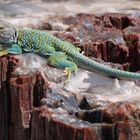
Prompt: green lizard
<box><xmin>0</xmin><ymin>20</ymin><xmax>140</xmax><ymax>81</ymax></box>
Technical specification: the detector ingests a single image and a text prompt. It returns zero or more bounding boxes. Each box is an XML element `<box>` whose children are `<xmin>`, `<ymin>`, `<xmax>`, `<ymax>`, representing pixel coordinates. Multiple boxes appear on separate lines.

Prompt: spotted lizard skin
<box><xmin>0</xmin><ymin>22</ymin><xmax>140</xmax><ymax>81</ymax></box>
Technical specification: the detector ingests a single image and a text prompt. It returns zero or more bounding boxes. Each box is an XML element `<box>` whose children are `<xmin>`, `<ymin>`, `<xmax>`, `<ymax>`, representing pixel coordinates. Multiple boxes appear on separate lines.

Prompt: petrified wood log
<box><xmin>102</xmin><ymin>13</ymin><xmax>135</xmax><ymax>29</ymax></box>
<box><xmin>2</xmin><ymin>12</ymin><xmax>140</xmax><ymax>140</ymax></box>
<box><xmin>123</xmin><ymin>25</ymin><xmax>140</xmax><ymax>72</ymax></box>
<box><xmin>0</xmin><ymin>56</ymin><xmax>48</xmax><ymax>140</ymax></box>
<box><xmin>1</xmin><ymin>53</ymin><xmax>140</xmax><ymax>140</ymax></box>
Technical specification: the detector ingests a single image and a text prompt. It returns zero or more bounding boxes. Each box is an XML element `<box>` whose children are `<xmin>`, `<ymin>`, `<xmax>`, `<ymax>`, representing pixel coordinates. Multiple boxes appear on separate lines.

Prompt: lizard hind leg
<box><xmin>48</xmin><ymin>52</ymin><xmax>78</xmax><ymax>82</ymax></box>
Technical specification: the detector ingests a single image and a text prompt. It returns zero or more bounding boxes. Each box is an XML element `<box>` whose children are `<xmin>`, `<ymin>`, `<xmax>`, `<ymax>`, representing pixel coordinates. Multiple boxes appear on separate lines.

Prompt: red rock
<box><xmin>123</xmin><ymin>26</ymin><xmax>140</xmax><ymax>72</ymax></box>
<box><xmin>102</xmin><ymin>13</ymin><xmax>135</xmax><ymax>30</ymax></box>
<box><xmin>1</xmin><ymin>12</ymin><xmax>140</xmax><ymax>140</ymax></box>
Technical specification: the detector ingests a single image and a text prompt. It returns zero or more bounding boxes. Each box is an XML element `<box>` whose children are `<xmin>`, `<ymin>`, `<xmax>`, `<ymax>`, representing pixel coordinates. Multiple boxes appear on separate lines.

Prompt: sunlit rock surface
<box><xmin>1</xmin><ymin>54</ymin><xmax>140</xmax><ymax>140</ymax></box>
<box><xmin>14</xmin><ymin>53</ymin><xmax>140</xmax><ymax>106</ymax></box>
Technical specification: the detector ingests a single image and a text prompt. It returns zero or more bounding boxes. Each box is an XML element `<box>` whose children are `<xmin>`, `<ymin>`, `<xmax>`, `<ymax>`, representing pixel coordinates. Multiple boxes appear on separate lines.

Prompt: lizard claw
<box><xmin>64</xmin><ymin>66</ymin><xmax>77</xmax><ymax>83</ymax></box>
<box><xmin>64</xmin><ymin>67</ymin><xmax>71</xmax><ymax>83</ymax></box>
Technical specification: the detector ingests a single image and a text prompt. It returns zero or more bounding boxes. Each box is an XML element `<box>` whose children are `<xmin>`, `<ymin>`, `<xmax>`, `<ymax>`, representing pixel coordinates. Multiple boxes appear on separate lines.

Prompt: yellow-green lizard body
<box><xmin>0</xmin><ymin>21</ymin><xmax>140</xmax><ymax>81</ymax></box>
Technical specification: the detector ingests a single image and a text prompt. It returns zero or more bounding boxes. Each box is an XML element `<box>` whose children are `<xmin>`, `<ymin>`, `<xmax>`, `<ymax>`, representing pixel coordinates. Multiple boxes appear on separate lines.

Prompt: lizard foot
<box><xmin>64</xmin><ymin>65</ymin><xmax>78</xmax><ymax>83</ymax></box>
<box><xmin>64</xmin><ymin>67</ymin><xmax>71</xmax><ymax>83</ymax></box>
<box><xmin>48</xmin><ymin>52</ymin><xmax>78</xmax><ymax>83</ymax></box>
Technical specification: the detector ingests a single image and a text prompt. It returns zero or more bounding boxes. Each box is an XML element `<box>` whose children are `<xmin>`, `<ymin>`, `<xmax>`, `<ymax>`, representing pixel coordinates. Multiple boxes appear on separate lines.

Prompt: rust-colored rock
<box><xmin>0</xmin><ymin>56</ymin><xmax>49</xmax><ymax>140</ymax></box>
<box><xmin>2</xmin><ymin>55</ymin><xmax>140</xmax><ymax>140</ymax></box>
<box><xmin>2</xmin><ymin>12</ymin><xmax>140</xmax><ymax>140</ymax></box>
<box><xmin>78</xmin><ymin>30</ymin><xmax>129</xmax><ymax>64</ymax></box>
<box><xmin>102</xmin><ymin>13</ymin><xmax>135</xmax><ymax>30</ymax></box>
<box><xmin>9</xmin><ymin>74</ymin><xmax>49</xmax><ymax>140</ymax></box>
<box><xmin>29</xmin><ymin>102</ymin><xmax>140</xmax><ymax>140</ymax></box>
<box><xmin>0</xmin><ymin>56</ymin><xmax>18</xmax><ymax>140</ymax></box>
<box><xmin>30</xmin><ymin>106</ymin><xmax>100</xmax><ymax>140</ymax></box>
<box><xmin>123</xmin><ymin>26</ymin><xmax>140</xmax><ymax>72</ymax></box>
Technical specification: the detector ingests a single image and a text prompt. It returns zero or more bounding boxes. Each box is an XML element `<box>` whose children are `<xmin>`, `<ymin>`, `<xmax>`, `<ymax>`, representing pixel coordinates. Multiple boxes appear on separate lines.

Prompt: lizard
<box><xmin>0</xmin><ymin>20</ymin><xmax>140</xmax><ymax>82</ymax></box>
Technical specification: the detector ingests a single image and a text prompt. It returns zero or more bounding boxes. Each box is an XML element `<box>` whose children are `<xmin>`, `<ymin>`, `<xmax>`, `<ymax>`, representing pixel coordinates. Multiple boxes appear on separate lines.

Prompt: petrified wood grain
<box><xmin>102</xmin><ymin>13</ymin><xmax>135</xmax><ymax>29</ymax></box>
<box><xmin>1</xmin><ymin>55</ymin><xmax>140</xmax><ymax>140</ymax></box>
<box><xmin>123</xmin><ymin>26</ymin><xmax>140</xmax><ymax>72</ymax></box>
<box><xmin>0</xmin><ymin>56</ymin><xmax>18</xmax><ymax>140</ymax></box>
<box><xmin>2</xmin><ymin>12</ymin><xmax>140</xmax><ymax>140</ymax></box>
<box><xmin>30</xmin><ymin>102</ymin><xmax>140</xmax><ymax>140</ymax></box>
<box><xmin>0</xmin><ymin>56</ymin><xmax>49</xmax><ymax>140</ymax></box>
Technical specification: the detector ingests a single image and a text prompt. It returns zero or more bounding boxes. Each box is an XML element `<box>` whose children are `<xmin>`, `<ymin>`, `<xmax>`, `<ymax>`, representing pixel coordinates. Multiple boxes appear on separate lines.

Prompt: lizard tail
<box><xmin>73</xmin><ymin>53</ymin><xmax>140</xmax><ymax>80</ymax></box>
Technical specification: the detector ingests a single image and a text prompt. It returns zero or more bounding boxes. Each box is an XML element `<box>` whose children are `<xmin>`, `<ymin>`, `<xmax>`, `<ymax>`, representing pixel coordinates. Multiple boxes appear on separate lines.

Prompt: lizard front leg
<box><xmin>48</xmin><ymin>52</ymin><xmax>77</xmax><ymax>82</ymax></box>
<box><xmin>0</xmin><ymin>50</ymin><xmax>8</xmax><ymax>56</ymax></box>
<box><xmin>0</xmin><ymin>44</ymin><xmax>22</xmax><ymax>57</ymax></box>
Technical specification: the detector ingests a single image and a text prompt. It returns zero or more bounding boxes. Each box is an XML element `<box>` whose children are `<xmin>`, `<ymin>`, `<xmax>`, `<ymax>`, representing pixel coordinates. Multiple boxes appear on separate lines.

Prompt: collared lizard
<box><xmin>0</xmin><ymin>21</ymin><xmax>140</xmax><ymax>81</ymax></box>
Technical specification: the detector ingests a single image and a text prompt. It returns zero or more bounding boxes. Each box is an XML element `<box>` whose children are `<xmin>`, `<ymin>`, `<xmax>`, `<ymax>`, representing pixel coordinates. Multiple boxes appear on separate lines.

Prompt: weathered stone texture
<box><xmin>1</xmin><ymin>12</ymin><xmax>140</xmax><ymax>140</ymax></box>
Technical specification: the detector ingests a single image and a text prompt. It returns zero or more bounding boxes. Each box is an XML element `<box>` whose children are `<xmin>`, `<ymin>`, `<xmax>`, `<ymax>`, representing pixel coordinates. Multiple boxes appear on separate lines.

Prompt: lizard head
<box><xmin>0</xmin><ymin>20</ymin><xmax>17</xmax><ymax>45</ymax></box>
